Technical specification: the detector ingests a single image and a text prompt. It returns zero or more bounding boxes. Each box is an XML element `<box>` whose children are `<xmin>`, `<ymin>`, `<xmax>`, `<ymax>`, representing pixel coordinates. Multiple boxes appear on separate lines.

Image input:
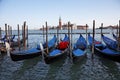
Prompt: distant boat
<box><xmin>88</xmin><ymin>33</ymin><xmax>120</xmax><ymax>62</ymax></box>
<box><xmin>9</xmin><ymin>35</ymin><xmax>57</xmax><ymax>61</ymax></box>
<box><xmin>72</xmin><ymin>34</ymin><xmax>87</xmax><ymax>62</ymax></box>
<box><xmin>44</xmin><ymin>34</ymin><xmax>69</xmax><ymax>64</ymax></box>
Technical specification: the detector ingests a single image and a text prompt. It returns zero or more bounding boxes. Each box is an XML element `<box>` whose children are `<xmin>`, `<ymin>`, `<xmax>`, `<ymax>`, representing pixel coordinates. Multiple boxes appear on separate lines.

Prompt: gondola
<box><xmin>88</xmin><ymin>33</ymin><xmax>120</xmax><ymax>62</ymax></box>
<box><xmin>0</xmin><ymin>35</ymin><xmax>23</xmax><ymax>53</ymax></box>
<box><xmin>9</xmin><ymin>35</ymin><xmax>57</xmax><ymax>61</ymax></box>
<box><xmin>102</xmin><ymin>34</ymin><xmax>118</xmax><ymax>51</ymax></box>
<box><xmin>44</xmin><ymin>34</ymin><xmax>69</xmax><ymax>64</ymax></box>
<box><xmin>72</xmin><ymin>34</ymin><xmax>87</xmax><ymax>62</ymax></box>
<box><xmin>2</xmin><ymin>35</ymin><xmax>16</xmax><ymax>43</ymax></box>
<box><xmin>1</xmin><ymin>35</ymin><xmax>23</xmax><ymax>47</ymax></box>
<box><xmin>10</xmin><ymin>35</ymin><xmax>24</xmax><ymax>47</ymax></box>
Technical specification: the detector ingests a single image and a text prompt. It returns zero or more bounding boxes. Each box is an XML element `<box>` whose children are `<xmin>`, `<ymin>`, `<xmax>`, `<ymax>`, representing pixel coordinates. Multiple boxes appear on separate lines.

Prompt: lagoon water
<box><xmin>0</xmin><ymin>29</ymin><xmax>120</xmax><ymax>80</ymax></box>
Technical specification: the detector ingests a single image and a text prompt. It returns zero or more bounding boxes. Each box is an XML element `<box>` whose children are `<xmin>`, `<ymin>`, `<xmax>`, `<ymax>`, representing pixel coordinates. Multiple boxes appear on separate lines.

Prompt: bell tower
<box><xmin>59</xmin><ymin>17</ymin><xmax>62</xmax><ymax>30</ymax></box>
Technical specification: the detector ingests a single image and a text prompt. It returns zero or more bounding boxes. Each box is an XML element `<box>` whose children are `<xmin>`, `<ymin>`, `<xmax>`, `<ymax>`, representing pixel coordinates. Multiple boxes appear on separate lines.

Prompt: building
<box><xmin>60</xmin><ymin>23</ymin><xmax>89</xmax><ymax>30</ymax></box>
<box><xmin>62</xmin><ymin>23</ymin><xmax>73</xmax><ymax>30</ymax></box>
<box><xmin>77</xmin><ymin>25</ymin><xmax>88</xmax><ymax>30</ymax></box>
<box><xmin>99</xmin><ymin>25</ymin><xmax>118</xmax><ymax>29</ymax></box>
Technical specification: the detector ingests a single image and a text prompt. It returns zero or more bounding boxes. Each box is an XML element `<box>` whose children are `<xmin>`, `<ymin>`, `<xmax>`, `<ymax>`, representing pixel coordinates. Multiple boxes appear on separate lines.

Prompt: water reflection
<box><xmin>99</xmin><ymin>57</ymin><xmax>120</xmax><ymax>79</ymax></box>
<box><xmin>44</xmin><ymin>55</ymin><xmax>67</xmax><ymax>80</ymax></box>
<box><xmin>12</xmin><ymin>56</ymin><xmax>41</xmax><ymax>80</ymax></box>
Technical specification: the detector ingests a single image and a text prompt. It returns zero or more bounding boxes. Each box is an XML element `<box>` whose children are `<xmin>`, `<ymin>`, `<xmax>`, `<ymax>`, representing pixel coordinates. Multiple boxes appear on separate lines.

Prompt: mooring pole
<box><xmin>101</xmin><ymin>23</ymin><xmax>103</xmax><ymax>42</ymax></box>
<box><xmin>92</xmin><ymin>20</ymin><xmax>95</xmax><ymax>59</ymax></box>
<box><xmin>68</xmin><ymin>22</ymin><xmax>72</xmax><ymax>60</ymax></box>
<box><xmin>22</xmin><ymin>25</ymin><xmax>23</xmax><ymax>41</ymax></box>
<box><xmin>71</xmin><ymin>23</ymin><xmax>73</xmax><ymax>55</ymax></box>
<box><xmin>0</xmin><ymin>27</ymin><xmax>1</xmax><ymax>39</ymax></box>
<box><xmin>8</xmin><ymin>25</ymin><xmax>10</xmax><ymax>43</ymax></box>
<box><xmin>58</xmin><ymin>17</ymin><xmax>61</xmax><ymax>43</ymax></box>
<box><xmin>5</xmin><ymin>24</ymin><xmax>8</xmax><ymax>41</ymax></box>
<box><xmin>23</xmin><ymin>21</ymin><xmax>26</xmax><ymax>49</ymax></box>
<box><xmin>10</xmin><ymin>27</ymin><xmax>12</xmax><ymax>40</ymax></box>
<box><xmin>118</xmin><ymin>20</ymin><xmax>120</xmax><ymax>51</ymax></box>
<box><xmin>57</xmin><ymin>26</ymin><xmax>59</xmax><ymax>44</ymax></box>
<box><xmin>117</xmin><ymin>24</ymin><xmax>118</xmax><ymax>38</ymax></box>
<box><xmin>26</xmin><ymin>25</ymin><xmax>28</xmax><ymax>47</ymax></box>
<box><xmin>86</xmin><ymin>24</ymin><xmax>88</xmax><ymax>48</ymax></box>
<box><xmin>17</xmin><ymin>24</ymin><xmax>20</xmax><ymax>50</ymax></box>
<box><xmin>46</xmin><ymin>21</ymin><xmax>49</xmax><ymax>54</ymax></box>
<box><xmin>43</xmin><ymin>25</ymin><xmax>45</xmax><ymax>43</ymax></box>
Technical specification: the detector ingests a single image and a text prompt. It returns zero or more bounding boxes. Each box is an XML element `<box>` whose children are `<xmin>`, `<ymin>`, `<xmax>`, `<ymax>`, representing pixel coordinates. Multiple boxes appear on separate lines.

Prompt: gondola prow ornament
<box><xmin>5</xmin><ymin>42</ymin><xmax>10</xmax><ymax>56</ymax></box>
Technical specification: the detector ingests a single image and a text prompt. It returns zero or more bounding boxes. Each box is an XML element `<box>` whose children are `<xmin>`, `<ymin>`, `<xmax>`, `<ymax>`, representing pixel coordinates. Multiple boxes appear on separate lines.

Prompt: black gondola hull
<box><xmin>94</xmin><ymin>48</ymin><xmax>120</xmax><ymax>62</ymax></box>
<box><xmin>44</xmin><ymin>49</ymin><xmax>68</xmax><ymax>64</ymax></box>
<box><xmin>10</xmin><ymin>51</ymin><xmax>41</xmax><ymax>61</ymax></box>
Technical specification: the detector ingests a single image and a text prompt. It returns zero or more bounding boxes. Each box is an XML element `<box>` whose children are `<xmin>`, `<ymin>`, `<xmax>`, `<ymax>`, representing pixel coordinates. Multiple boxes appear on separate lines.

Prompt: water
<box><xmin>0</xmin><ymin>29</ymin><xmax>120</xmax><ymax>80</ymax></box>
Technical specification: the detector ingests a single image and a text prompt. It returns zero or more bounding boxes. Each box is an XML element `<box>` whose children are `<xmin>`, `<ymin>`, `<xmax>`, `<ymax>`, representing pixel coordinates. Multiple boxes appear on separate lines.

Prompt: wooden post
<box><xmin>92</xmin><ymin>20</ymin><xmax>95</xmax><ymax>59</ymax></box>
<box><xmin>26</xmin><ymin>25</ymin><xmax>28</xmax><ymax>47</ymax></box>
<box><xmin>9</xmin><ymin>26</ymin><xmax>12</xmax><ymax>41</ymax></box>
<box><xmin>22</xmin><ymin>25</ymin><xmax>23</xmax><ymax>41</ymax></box>
<box><xmin>8</xmin><ymin>25</ymin><xmax>10</xmax><ymax>43</ymax></box>
<box><xmin>46</xmin><ymin>22</ymin><xmax>49</xmax><ymax>54</ymax></box>
<box><xmin>101</xmin><ymin>23</ymin><xmax>103</xmax><ymax>42</ymax></box>
<box><xmin>58</xmin><ymin>17</ymin><xmax>61</xmax><ymax>42</ymax></box>
<box><xmin>23</xmin><ymin>21</ymin><xmax>26</xmax><ymax>49</ymax></box>
<box><xmin>0</xmin><ymin>27</ymin><xmax>1</xmax><ymax>39</ymax></box>
<box><xmin>18</xmin><ymin>24</ymin><xmax>20</xmax><ymax>50</ymax></box>
<box><xmin>118</xmin><ymin>20</ymin><xmax>120</xmax><ymax>51</ymax></box>
<box><xmin>57</xmin><ymin>25</ymin><xmax>59</xmax><ymax>43</ymax></box>
<box><xmin>119</xmin><ymin>20</ymin><xmax>120</xmax><ymax>38</ymax></box>
<box><xmin>71</xmin><ymin>23</ymin><xmax>73</xmax><ymax>54</ymax></box>
<box><xmin>86</xmin><ymin>24</ymin><xmax>88</xmax><ymax>48</ymax></box>
<box><xmin>43</xmin><ymin>25</ymin><xmax>45</xmax><ymax>42</ymax></box>
<box><xmin>68</xmin><ymin>22</ymin><xmax>72</xmax><ymax>59</ymax></box>
<box><xmin>117</xmin><ymin>24</ymin><xmax>118</xmax><ymax>37</ymax></box>
<box><xmin>10</xmin><ymin>27</ymin><xmax>12</xmax><ymax>39</ymax></box>
<box><xmin>5</xmin><ymin>23</ymin><xmax>8</xmax><ymax>41</ymax></box>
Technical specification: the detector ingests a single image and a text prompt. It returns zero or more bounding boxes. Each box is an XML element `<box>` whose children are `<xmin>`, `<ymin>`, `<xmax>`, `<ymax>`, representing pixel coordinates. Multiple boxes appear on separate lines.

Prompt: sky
<box><xmin>0</xmin><ymin>0</ymin><xmax>120</xmax><ymax>30</ymax></box>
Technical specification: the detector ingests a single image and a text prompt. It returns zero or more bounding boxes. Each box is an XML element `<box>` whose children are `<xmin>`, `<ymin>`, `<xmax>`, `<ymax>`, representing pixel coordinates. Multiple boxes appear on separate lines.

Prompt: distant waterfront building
<box><xmin>99</xmin><ymin>25</ymin><xmax>118</xmax><ymax>29</ymax></box>
<box><xmin>77</xmin><ymin>25</ymin><xmax>88</xmax><ymax>30</ymax></box>
<box><xmin>59</xmin><ymin>23</ymin><xmax>88</xmax><ymax>30</ymax></box>
<box><xmin>40</xmin><ymin>21</ymin><xmax>89</xmax><ymax>30</ymax></box>
<box><xmin>40</xmin><ymin>26</ymin><xmax>50</xmax><ymax>30</ymax></box>
<box><xmin>62</xmin><ymin>23</ymin><xmax>73</xmax><ymax>30</ymax></box>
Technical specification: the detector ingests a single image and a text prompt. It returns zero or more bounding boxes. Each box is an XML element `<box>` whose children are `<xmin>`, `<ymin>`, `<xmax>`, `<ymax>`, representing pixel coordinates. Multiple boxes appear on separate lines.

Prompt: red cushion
<box><xmin>95</xmin><ymin>41</ymin><xmax>101</xmax><ymax>44</ymax></box>
<box><xmin>58</xmin><ymin>41</ymin><xmax>69</xmax><ymax>50</ymax></box>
